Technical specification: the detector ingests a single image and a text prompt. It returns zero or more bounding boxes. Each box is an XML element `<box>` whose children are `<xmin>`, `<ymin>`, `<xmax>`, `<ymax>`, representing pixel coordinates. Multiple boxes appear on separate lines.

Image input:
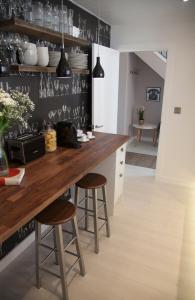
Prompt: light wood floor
<box><xmin>126</xmin><ymin>152</ymin><xmax>157</xmax><ymax>169</ymax></box>
<box><xmin>0</xmin><ymin>165</ymin><xmax>194</xmax><ymax>300</ymax></box>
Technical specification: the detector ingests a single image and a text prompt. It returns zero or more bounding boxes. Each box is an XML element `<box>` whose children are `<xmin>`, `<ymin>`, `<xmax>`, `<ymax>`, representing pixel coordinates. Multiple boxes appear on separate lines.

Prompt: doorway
<box><xmin>117</xmin><ymin>50</ymin><xmax>167</xmax><ymax>174</ymax></box>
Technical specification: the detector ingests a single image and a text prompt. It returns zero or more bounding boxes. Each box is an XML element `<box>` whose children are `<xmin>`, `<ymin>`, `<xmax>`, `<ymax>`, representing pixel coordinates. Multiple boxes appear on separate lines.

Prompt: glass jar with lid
<box><xmin>44</xmin><ymin>123</ymin><xmax>57</xmax><ymax>152</ymax></box>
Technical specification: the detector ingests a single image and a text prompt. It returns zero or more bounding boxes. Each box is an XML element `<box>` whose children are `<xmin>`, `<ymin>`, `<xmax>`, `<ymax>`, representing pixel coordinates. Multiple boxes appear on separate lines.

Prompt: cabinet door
<box><xmin>92</xmin><ymin>44</ymin><xmax>119</xmax><ymax>134</ymax></box>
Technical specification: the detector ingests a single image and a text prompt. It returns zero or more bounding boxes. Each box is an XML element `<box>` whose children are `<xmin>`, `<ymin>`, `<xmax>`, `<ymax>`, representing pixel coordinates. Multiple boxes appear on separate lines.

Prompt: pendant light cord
<box><xmin>61</xmin><ymin>0</ymin><xmax>64</xmax><ymax>49</ymax></box>
<box><xmin>97</xmin><ymin>3</ymin><xmax>100</xmax><ymax>56</ymax></box>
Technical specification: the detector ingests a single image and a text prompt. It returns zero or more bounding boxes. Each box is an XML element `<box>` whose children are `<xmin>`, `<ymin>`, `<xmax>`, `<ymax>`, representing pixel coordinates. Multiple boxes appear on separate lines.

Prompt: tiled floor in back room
<box><xmin>0</xmin><ymin>165</ymin><xmax>195</xmax><ymax>300</ymax></box>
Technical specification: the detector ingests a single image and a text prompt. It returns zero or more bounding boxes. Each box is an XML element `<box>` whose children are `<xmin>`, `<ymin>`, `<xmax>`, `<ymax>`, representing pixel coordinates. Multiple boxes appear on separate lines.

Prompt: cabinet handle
<box><xmin>119</xmin><ymin>173</ymin><xmax>123</xmax><ymax>178</ymax></box>
<box><xmin>120</xmin><ymin>148</ymin><xmax>124</xmax><ymax>152</ymax></box>
<box><xmin>95</xmin><ymin>125</ymin><xmax>104</xmax><ymax>128</ymax></box>
<box><xmin>120</xmin><ymin>161</ymin><xmax>124</xmax><ymax>165</ymax></box>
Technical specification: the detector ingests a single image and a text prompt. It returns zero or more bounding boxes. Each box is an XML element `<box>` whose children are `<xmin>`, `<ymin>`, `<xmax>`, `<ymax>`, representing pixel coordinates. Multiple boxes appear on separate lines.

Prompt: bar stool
<box><xmin>75</xmin><ymin>173</ymin><xmax>111</xmax><ymax>254</ymax></box>
<box><xmin>35</xmin><ymin>199</ymin><xmax>86</xmax><ymax>300</ymax></box>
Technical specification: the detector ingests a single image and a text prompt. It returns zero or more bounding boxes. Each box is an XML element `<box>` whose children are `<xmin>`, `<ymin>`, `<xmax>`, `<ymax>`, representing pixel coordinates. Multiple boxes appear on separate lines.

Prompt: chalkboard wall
<box><xmin>0</xmin><ymin>0</ymin><xmax>110</xmax><ymax>259</ymax></box>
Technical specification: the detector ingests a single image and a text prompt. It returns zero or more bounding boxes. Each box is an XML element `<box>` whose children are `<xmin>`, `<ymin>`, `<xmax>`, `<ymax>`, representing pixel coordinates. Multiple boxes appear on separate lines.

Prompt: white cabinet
<box><xmin>115</xmin><ymin>144</ymin><xmax>126</xmax><ymax>204</ymax></box>
<box><xmin>92</xmin><ymin>44</ymin><xmax>119</xmax><ymax>134</ymax></box>
<box><xmin>92</xmin><ymin>142</ymin><xmax>127</xmax><ymax>216</ymax></box>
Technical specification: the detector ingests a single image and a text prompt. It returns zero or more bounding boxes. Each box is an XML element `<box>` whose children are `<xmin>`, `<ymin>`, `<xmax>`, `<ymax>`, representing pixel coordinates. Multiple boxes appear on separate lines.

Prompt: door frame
<box><xmin>118</xmin><ymin>47</ymin><xmax>169</xmax><ymax>176</ymax></box>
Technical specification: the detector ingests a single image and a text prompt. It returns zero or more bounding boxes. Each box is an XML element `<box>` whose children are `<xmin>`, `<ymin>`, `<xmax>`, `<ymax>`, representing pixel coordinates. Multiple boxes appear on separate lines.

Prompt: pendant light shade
<box><xmin>56</xmin><ymin>48</ymin><xmax>72</xmax><ymax>78</ymax></box>
<box><xmin>92</xmin><ymin>7</ymin><xmax>105</xmax><ymax>79</ymax></box>
<box><xmin>92</xmin><ymin>56</ymin><xmax>104</xmax><ymax>78</ymax></box>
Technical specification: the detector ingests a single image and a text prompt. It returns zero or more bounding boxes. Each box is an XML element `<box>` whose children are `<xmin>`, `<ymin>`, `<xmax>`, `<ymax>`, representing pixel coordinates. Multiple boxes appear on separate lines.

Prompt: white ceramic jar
<box><xmin>37</xmin><ymin>47</ymin><xmax>49</xmax><ymax>67</ymax></box>
<box><xmin>23</xmin><ymin>48</ymin><xmax>38</xmax><ymax>66</ymax></box>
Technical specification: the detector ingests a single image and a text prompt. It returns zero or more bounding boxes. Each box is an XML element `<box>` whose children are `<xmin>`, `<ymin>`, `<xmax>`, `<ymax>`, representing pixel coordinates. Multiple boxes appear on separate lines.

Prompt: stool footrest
<box><xmin>79</xmin><ymin>221</ymin><xmax>107</xmax><ymax>234</ymax></box>
<box><xmin>77</xmin><ymin>213</ymin><xmax>106</xmax><ymax>225</ymax></box>
<box><xmin>79</xmin><ymin>196</ymin><xmax>104</xmax><ymax>205</ymax></box>
<box><xmin>40</xmin><ymin>266</ymin><xmax>61</xmax><ymax>279</ymax></box>
<box><xmin>64</xmin><ymin>236</ymin><xmax>77</xmax><ymax>251</ymax></box>
<box><xmin>41</xmin><ymin>226</ymin><xmax>54</xmax><ymax>241</ymax></box>
<box><xmin>65</xmin><ymin>249</ymin><xmax>79</xmax><ymax>258</ymax></box>
<box><xmin>39</xmin><ymin>242</ymin><xmax>54</xmax><ymax>251</ymax></box>
<box><xmin>66</xmin><ymin>258</ymin><xmax>80</xmax><ymax>276</ymax></box>
<box><xmin>62</xmin><ymin>228</ymin><xmax>73</xmax><ymax>236</ymax></box>
<box><xmin>40</xmin><ymin>248</ymin><xmax>55</xmax><ymax>265</ymax></box>
<box><xmin>77</xmin><ymin>203</ymin><xmax>105</xmax><ymax>213</ymax></box>
<box><xmin>77</xmin><ymin>206</ymin><xmax>94</xmax><ymax>213</ymax></box>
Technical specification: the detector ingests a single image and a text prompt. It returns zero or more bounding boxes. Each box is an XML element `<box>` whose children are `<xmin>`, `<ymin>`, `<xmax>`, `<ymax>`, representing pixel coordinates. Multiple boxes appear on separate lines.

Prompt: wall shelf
<box><xmin>10</xmin><ymin>64</ymin><xmax>90</xmax><ymax>75</ymax></box>
<box><xmin>0</xmin><ymin>18</ymin><xmax>91</xmax><ymax>47</ymax></box>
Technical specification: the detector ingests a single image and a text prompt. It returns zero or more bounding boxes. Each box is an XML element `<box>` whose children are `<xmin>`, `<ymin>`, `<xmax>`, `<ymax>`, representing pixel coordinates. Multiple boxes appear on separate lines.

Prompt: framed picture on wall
<box><xmin>146</xmin><ymin>87</ymin><xmax>161</xmax><ymax>102</ymax></box>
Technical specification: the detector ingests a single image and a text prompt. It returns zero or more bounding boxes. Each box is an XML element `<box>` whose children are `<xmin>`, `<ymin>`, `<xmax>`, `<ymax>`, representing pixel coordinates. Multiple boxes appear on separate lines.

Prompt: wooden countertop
<box><xmin>0</xmin><ymin>132</ymin><xmax>129</xmax><ymax>243</ymax></box>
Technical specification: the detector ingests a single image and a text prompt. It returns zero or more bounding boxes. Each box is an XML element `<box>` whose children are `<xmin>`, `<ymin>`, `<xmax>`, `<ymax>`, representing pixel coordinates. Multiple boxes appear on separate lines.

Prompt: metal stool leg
<box><xmin>72</xmin><ymin>216</ymin><xmax>86</xmax><ymax>276</ymax></box>
<box><xmin>92</xmin><ymin>188</ymin><xmax>99</xmax><ymax>254</ymax></box>
<box><xmin>102</xmin><ymin>185</ymin><xmax>111</xmax><ymax>238</ymax></box>
<box><xmin>53</xmin><ymin>226</ymin><xmax>59</xmax><ymax>265</ymax></box>
<box><xmin>74</xmin><ymin>185</ymin><xmax>79</xmax><ymax>207</ymax></box>
<box><xmin>55</xmin><ymin>225</ymin><xmax>69</xmax><ymax>300</ymax></box>
<box><xmin>85</xmin><ymin>189</ymin><xmax>89</xmax><ymax>230</ymax></box>
<box><xmin>35</xmin><ymin>221</ymin><xmax>41</xmax><ymax>289</ymax></box>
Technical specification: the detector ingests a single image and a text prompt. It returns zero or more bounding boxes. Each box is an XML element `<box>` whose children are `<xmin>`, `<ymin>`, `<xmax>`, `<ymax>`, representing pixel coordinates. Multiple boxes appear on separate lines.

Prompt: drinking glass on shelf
<box><xmin>44</xmin><ymin>1</ymin><xmax>52</xmax><ymax>30</ymax></box>
<box><xmin>24</xmin><ymin>0</ymin><xmax>33</xmax><ymax>23</ymax></box>
<box><xmin>68</xmin><ymin>9</ymin><xmax>74</xmax><ymax>36</ymax></box>
<box><xmin>59</xmin><ymin>5</ymin><xmax>68</xmax><ymax>33</ymax></box>
<box><xmin>0</xmin><ymin>0</ymin><xmax>7</xmax><ymax>19</ymax></box>
<box><xmin>52</xmin><ymin>6</ymin><xmax>60</xmax><ymax>32</ymax></box>
<box><xmin>8</xmin><ymin>33</ymin><xmax>22</xmax><ymax>64</ymax></box>
<box><xmin>32</xmin><ymin>2</ymin><xmax>44</xmax><ymax>27</ymax></box>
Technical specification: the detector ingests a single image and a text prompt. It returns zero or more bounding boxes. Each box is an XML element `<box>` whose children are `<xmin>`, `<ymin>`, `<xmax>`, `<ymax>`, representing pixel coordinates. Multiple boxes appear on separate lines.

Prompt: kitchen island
<box><xmin>0</xmin><ymin>132</ymin><xmax>129</xmax><ymax>245</ymax></box>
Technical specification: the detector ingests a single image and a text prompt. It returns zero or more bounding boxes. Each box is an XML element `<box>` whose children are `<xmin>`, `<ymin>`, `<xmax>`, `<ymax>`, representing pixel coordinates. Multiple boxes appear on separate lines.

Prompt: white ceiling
<box><xmin>73</xmin><ymin>0</ymin><xmax>195</xmax><ymax>25</ymax></box>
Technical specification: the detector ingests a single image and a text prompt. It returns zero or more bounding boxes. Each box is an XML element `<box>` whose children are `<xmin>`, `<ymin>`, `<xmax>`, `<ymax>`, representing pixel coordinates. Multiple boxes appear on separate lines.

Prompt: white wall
<box><xmin>112</xmin><ymin>17</ymin><xmax>195</xmax><ymax>188</ymax></box>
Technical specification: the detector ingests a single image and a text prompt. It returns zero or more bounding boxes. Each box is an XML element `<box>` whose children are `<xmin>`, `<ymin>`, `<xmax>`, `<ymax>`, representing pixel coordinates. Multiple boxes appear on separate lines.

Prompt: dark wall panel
<box><xmin>0</xmin><ymin>0</ymin><xmax>110</xmax><ymax>260</ymax></box>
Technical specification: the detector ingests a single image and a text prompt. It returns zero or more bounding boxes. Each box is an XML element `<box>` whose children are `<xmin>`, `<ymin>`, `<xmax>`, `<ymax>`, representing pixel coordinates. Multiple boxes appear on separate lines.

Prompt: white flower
<box><xmin>0</xmin><ymin>89</ymin><xmax>35</xmax><ymax>132</ymax></box>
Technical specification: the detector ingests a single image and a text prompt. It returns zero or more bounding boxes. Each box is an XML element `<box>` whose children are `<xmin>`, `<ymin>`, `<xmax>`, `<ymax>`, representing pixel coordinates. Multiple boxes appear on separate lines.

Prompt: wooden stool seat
<box><xmin>76</xmin><ymin>173</ymin><xmax>107</xmax><ymax>189</ymax></box>
<box><xmin>36</xmin><ymin>199</ymin><xmax>76</xmax><ymax>225</ymax></box>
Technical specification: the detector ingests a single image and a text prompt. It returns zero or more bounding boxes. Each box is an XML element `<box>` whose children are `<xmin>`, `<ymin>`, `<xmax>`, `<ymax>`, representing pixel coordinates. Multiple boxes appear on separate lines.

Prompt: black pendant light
<box><xmin>92</xmin><ymin>16</ymin><xmax>105</xmax><ymax>78</ymax></box>
<box><xmin>93</xmin><ymin>56</ymin><xmax>104</xmax><ymax>78</ymax></box>
<box><xmin>56</xmin><ymin>0</ymin><xmax>72</xmax><ymax>78</ymax></box>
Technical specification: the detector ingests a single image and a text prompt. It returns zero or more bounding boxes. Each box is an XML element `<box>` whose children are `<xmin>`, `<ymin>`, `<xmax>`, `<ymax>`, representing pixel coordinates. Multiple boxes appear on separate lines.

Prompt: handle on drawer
<box><xmin>120</xmin><ymin>161</ymin><xmax>124</xmax><ymax>165</ymax></box>
<box><xmin>119</xmin><ymin>173</ymin><xmax>123</xmax><ymax>178</ymax></box>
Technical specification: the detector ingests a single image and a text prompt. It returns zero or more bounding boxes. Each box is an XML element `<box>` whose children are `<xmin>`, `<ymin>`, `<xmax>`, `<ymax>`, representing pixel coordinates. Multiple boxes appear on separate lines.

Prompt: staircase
<box><xmin>135</xmin><ymin>51</ymin><xmax>167</xmax><ymax>79</ymax></box>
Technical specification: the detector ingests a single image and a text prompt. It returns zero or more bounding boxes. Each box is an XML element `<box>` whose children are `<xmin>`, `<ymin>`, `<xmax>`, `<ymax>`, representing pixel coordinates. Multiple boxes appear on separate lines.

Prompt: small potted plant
<box><xmin>137</xmin><ymin>106</ymin><xmax>145</xmax><ymax>125</ymax></box>
<box><xmin>0</xmin><ymin>89</ymin><xmax>34</xmax><ymax>176</ymax></box>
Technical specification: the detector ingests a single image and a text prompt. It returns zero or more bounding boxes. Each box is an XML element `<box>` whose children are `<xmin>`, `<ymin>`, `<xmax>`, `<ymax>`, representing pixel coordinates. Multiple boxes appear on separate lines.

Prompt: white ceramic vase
<box><xmin>37</xmin><ymin>47</ymin><xmax>49</xmax><ymax>67</ymax></box>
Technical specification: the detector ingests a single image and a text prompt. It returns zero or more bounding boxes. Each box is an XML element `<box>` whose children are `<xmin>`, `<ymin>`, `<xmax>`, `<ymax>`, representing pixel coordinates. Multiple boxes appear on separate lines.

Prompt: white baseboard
<box><xmin>0</xmin><ymin>224</ymin><xmax>48</xmax><ymax>273</ymax></box>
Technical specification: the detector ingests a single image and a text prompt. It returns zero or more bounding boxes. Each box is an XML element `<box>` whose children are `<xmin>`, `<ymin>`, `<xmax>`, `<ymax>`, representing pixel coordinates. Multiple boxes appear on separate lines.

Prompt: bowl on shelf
<box><xmin>48</xmin><ymin>51</ymin><xmax>61</xmax><ymax>67</ymax></box>
<box><xmin>69</xmin><ymin>53</ymin><xmax>88</xmax><ymax>69</ymax></box>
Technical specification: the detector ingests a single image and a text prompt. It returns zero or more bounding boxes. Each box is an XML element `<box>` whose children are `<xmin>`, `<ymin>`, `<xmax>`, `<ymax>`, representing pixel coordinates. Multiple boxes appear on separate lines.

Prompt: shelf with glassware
<box><xmin>0</xmin><ymin>18</ymin><xmax>91</xmax><ymax>47</ymax></box>
<box><xmin>9</xmin><ymin>64</ymin><xmax>90</xmax><ymax>75</ymax></box>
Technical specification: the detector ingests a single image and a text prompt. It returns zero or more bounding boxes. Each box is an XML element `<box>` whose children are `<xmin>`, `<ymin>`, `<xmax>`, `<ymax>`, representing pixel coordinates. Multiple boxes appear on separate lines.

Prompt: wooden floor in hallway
<box><xmin>0</xmin><ymin>165</ymin><xmax>191</xmax><ymax>300</ymax></box>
